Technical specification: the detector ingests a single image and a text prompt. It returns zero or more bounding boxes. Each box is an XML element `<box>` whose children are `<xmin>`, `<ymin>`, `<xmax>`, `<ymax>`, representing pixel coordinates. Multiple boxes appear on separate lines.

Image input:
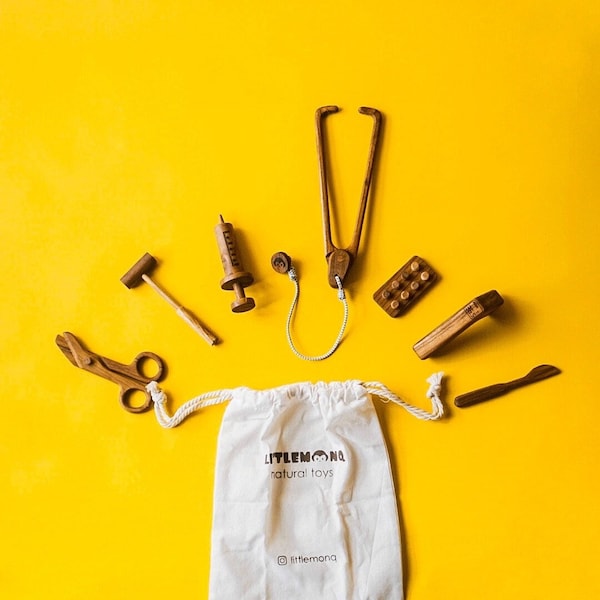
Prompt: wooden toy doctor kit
<box><xmin>120</xmin><ymin>252</ymin><xmax>219</xmax><ymax>346</ymax></box>
<box><xmin>274</xmin><ymin>105</ymin><xmax>382</xmax><ymax>360</ymax></box>
<box><xmin>51</xmin><ymin>100</ymin><xmax>568</xmax><ymax>600</ymax></box>
<box><xmin>55</xmin><ymin>332</ymin><xmax>166</xmax><ymax>413</ymax></box>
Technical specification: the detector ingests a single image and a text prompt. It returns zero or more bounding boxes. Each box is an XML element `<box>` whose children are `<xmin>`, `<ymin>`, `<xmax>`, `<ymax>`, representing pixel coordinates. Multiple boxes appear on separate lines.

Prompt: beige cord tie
<box><xmin>284</xmin><ymin>268</ymin><xmax>349</xmax><ymax>361</ymax></box>
<box><xmin>364</xmin><ymin>372</ymin><xmax>445</xmax><ymax>421</ymax></box>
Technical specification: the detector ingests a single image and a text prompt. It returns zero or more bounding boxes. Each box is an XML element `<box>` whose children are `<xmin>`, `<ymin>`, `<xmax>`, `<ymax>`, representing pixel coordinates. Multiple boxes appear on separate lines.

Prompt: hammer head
<box><xmin>120</xmin><ymin>252</ymin><xmax>158</xmax><ymax>288</ymax></box>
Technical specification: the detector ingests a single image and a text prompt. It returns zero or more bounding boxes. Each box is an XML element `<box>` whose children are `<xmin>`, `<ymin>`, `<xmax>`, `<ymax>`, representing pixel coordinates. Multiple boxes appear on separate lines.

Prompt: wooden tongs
<box><xmin>316</xmin><ymin>106</ymin><xmax>382</xmax><ymax>287</ymax></box>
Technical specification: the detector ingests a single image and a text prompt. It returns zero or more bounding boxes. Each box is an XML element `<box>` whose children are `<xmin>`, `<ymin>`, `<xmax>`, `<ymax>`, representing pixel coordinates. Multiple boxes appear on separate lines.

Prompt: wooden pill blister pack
<box><xmin>373</xmin><ymin>256</ymin><xmax>438</xmax><ymax>317</ymax></box>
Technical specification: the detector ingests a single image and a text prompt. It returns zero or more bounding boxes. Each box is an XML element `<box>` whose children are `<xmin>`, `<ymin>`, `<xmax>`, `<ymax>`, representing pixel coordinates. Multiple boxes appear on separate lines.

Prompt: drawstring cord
<box><xmin>147</xmin><ymin>381</ymin><xmax>232</xmax><ymax>429</ymax></box>
<box><xmin>364</xmin><ymin>372</ymin><xmax>444</xmax><ymax>421</ymax></box>
<box><xmin>146</xmin><ymin>373</ymin><xmax>444</xmax><ymax>428</ymax></box>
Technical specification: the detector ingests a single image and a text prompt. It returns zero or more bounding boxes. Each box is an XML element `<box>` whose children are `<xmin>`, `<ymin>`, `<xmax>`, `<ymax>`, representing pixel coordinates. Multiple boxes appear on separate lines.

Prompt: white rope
<box><xmin>147</xmin><ymin>374</ymin><xmax>444</xmax><ymax>428</ymax></box>
<box><xmin>146</xmin><ymin>381</ymin><xmax>232</xmax><ymax>428</ymax></box>
<box><xmin>284</xmin><ymin>267</ymin><xmax>349</xmax><ymax>361</ymax></box>
<box><xmin>364</xmin><ymin>372</ymin><xmax>445</xmax><ymax>421</ymax></box>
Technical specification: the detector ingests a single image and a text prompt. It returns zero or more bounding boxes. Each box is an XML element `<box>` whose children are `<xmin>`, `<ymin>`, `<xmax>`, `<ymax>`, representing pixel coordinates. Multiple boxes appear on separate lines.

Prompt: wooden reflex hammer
<box><xmin>120</xmin><ymin>252</ymin><xmax>219</xmax><ymax>346</ymax></box>
<box><xmin>413</xmin><ymin>290</ymin><xmax>504</xmax><ymax>359</ymax></box>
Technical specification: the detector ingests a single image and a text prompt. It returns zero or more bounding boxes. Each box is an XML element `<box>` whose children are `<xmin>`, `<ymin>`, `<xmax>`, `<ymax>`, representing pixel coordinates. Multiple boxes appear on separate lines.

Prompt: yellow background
<box><xmin>1</xmin><ymin>1</ymin><xmax>599</xmax><ymax>598</ymax></box>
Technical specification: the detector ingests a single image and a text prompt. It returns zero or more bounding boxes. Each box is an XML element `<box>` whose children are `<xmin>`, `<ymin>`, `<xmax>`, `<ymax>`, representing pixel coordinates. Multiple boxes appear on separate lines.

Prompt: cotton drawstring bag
<box><xmin>147</xmin><ymin>375</ymin><xmax>444</xmax><ymax>600</ymax></box>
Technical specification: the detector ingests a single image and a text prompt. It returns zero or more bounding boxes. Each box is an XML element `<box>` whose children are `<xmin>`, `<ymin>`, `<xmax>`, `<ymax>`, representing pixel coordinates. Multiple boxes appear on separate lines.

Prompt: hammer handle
<box><xmin>175</xmin><ymin>307</ymin><xmax>219</xmax><ymax>346</ymax></box>
<box><xmin>142</xmin><ymin>275</ymin><xmax>218</xmax><ymax>346</ymax></box>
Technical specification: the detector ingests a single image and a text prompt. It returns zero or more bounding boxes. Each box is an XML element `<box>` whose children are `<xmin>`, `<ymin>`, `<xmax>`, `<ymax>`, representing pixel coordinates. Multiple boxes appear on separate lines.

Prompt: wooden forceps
<box><xmin>316</xmin><ymin>106</ymin><xmax>382</xmax><ymax>287</ymax></box>
<box><xmin>56</xmin><ymin>332</ymin><xmax>166</xmax><ymax>413</ymax></box>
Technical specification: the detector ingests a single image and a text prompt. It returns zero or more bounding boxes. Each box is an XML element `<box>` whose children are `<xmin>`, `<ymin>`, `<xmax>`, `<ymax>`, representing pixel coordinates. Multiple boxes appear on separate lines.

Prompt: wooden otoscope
<box><xmin>413</xmin><ymin>290</ymin><xmax>504</xmax><ymax>359</ymax></box>
<box><xmin>214</xmin><ymin>216</ymin><xmax>255</xmax><ymax>313</ymax></box>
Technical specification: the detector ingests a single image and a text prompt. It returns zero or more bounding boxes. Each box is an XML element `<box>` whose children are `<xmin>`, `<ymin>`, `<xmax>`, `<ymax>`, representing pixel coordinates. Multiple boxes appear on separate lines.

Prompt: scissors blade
<box><xmin>56</xmin><ymin>334</ymin><xmax>82</xmax><ymax>368</ymax></box>
<box><xmin>55</xmin><ymin>332</ymin><xmax>158</xmax><ymax>414</ymax></box>
<box><xmin>56</xmin><ymin>332</ymin><xmax>94</xmax><ymax>369</ymax></box>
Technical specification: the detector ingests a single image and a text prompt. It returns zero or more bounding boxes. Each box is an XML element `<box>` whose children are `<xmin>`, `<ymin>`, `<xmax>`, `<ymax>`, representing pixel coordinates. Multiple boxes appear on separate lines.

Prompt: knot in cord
<box><xmin>426</xmin><ymin>371</ymin><xmax>443</xmax><ymax>399</ymax></box>
<box><xmin>147</xmin><ymin>381</ymin><xmax>166</xmax><ymax>404</ymax></box>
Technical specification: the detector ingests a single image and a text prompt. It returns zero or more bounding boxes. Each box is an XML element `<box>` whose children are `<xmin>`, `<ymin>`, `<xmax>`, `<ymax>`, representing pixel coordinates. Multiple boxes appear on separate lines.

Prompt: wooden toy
<box><xmin>268</xmin><ymin>106</ymin><xmax>382</xmax><ymax>361</ymax></box>
<box><xmin>373</xmin><ymin>256</ymin><xmax>438</xmax><ymax>317</ymax></box>
<box><xmin>120</xmin><ymin>252</ymin><xmax>218</xmax><ymax>345</ymax></box>
<box><xmin>316</xmin><ymin>105</ymin><xmax>382</xmax><ymax>287</ymax></box>
<box><xmin>214</xmin><ymin>215</ymin><xmax>255</xmax><ymax>312</ymax></box>
<box><xmin>56</xmin><ymin>332</ymin><xmax>166</xmax><ymax>413</ymax></box>
<box><xmin>413</xmin><ymin>290</ymin><xmax>504</xmax><ymax>359</ymax></box>
<box><xmin>271</xmin><ymin>251</ymin><xmax>292</xmax><ymax>274</ymax></box>
<box><xmin>454</xmin><ymin>364</ymin><xmax>561</xmax><ymax>407</ymax></box>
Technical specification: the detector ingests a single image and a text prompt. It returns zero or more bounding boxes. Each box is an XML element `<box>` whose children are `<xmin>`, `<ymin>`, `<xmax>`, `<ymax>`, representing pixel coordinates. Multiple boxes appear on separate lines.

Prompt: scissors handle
<box><xmin>119</xmin><ymin>387</ymin><xmax>153</xmax><ymax>414</ymax></box>
<box><xmin>116</xmin><ymin>352</ymin><xmax>165</xmax><ymax>413</ymax></box>
<box><xmin>131</xmin><ymin>351</ymin><xmax>165</xmax><ymax>381</ymax></box>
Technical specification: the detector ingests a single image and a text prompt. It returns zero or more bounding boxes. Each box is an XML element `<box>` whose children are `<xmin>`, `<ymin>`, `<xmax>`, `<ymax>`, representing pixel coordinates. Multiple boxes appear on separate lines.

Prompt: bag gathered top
<box><xmin>147</xmin><ymin>374</ymin><xmax>444</xmax><ymax>600</ymax></box>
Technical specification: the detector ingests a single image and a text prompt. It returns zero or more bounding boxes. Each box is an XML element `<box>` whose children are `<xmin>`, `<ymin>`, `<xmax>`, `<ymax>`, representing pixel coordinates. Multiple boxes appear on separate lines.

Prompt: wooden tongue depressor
<box><xmin>454</xmin><ymin>364</ymin><xmax>561</xmax><ymax>407</ymax></box>
<box><xmin>413</xmin><ymin>290</ymin><xmax>504</xmax><ymax>359</ymax></box>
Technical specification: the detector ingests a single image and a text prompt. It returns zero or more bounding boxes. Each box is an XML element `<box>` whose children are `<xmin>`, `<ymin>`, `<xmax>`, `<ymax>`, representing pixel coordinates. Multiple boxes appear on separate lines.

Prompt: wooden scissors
<box><xmin>56</xmin><ymin>332</ymin><xmax>166</xmax><ymax>413</ymax></box>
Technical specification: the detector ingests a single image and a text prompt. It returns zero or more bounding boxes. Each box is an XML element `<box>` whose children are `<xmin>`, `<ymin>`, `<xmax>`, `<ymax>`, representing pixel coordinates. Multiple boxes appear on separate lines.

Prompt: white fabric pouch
<box><xmin>148</xmin><ymin>376</ymin><xmax>443</xmax><ymax>600</ymax></box>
